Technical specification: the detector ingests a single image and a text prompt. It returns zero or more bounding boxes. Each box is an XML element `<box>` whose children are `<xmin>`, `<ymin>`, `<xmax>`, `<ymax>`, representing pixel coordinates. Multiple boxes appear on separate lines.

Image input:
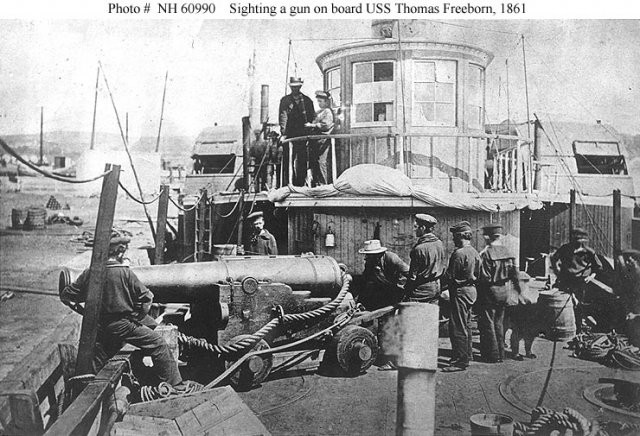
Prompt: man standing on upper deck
<box><xmin>405</xmin><ymin>214</ymin><xmax>446</xmax><ymax>304</ymax></box>
<box><xmin>279</xmin><ymin>77</ymin><xmax>315</xmax><ymax>186</ymax></box>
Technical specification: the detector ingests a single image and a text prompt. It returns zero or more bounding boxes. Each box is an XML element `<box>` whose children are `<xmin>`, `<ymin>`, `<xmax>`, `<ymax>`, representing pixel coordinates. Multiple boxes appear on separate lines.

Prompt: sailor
<box><xmin>551</xmin><ymin>228</ymin><xmax>602</xmax><ymax>293</ymax></box>
<box><xmin>443</xmin><ymin>221</ymin><xmax>480</xmax><ymax>372</ymax></box>
<box><xmin>477</xmin><ymin>223</ymin><xmax>520</xmax><ymax>363</ymax></box>
<box><xmin>550</xmin><ymin>227</ymin><xmax>602</xmax><ymax>332</ymax></box>
<box><xmin>60</xmin><ymin>233</ymin><xmax>184</xmax><ymax>387</ymax></box>
<box><xmin>359</xmin><ymin>239</ymin><xmax>409</xmax><ymax>310</ymax></box>
<box><xmin>247</xmin><ymin>211</ymin><xmax>278</xmax><ymax>255</ymax></box>
<box><xmin>304</xmin><ymin>90</ymin><xmax>335</xmax><ymax>186</ymax></box>
<box><xmin>405</xmin><ymin>214</ymin><xmax>446</xmax><ymax>304</ymax></box>
<box><xmin>278</xmin><ymin>77</ymin><xmax>316</xmax><ymax>186</ymax></box>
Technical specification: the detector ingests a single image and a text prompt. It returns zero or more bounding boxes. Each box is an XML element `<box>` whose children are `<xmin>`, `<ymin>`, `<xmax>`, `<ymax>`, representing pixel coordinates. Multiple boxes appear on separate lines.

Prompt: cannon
<box><xmin>59</xmin><ymin>255</ymin><xmax>383</xmax><ymax>391</ymax></box>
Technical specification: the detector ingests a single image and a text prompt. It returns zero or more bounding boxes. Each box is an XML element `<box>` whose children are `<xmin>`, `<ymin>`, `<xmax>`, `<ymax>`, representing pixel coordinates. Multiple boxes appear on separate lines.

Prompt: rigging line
<box><xmin>0</xmin><ymin>138</ymin><xmax>111</xmax><ymax>184</ymax></box>
<box><xmin>90</xmin><ymin>66</ymin><xmax>100</xmax><ymax>151</ymax></box>
<box><xmin>224</xmin><ymin>162</ymin><xmax>244</xmax><ymax>192</ymax></box>
<box><xmin>423</xmin><ymin>19</ymin><xmax>522</xmax><ymax>36</ymax></box>
<box><xmin>118</xmin><ymin>181</ymin><xmax>162</xmax><ymax>205</ymax></box>
<box><xmin>215</xmin><ymin>195</ymin><xmax>243</xmax><ymax>218</ymax></box>
<box><xmin>169</xmin><ymin>193</ymin><xmax>203</xmax><ymax>212</ymax></box>
<box><xmin>99</xmin><ymin>61</ymin><xmax>157</xmax><ymax>240</ymax></box>
<box><xmin>247</xmin><ymin>149</ymin><xmax>269</xmax><ymax>215</ymax></box>
<box><xmin>284</xmin><ymin>39</ymin><xmax>292</xmax><ymax>95</ymax></box>
<box><xmin>155</xmin><ymin>70</ymin><xmax>169</xmax><ymax>153</ymax></box>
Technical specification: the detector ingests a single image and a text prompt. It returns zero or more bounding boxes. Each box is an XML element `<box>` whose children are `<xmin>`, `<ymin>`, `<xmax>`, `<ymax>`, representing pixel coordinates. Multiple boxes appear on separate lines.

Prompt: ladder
<box><xmin>194</xmin><ymin>189</ymin><xmax>211</xmax><ymax>262</ymax></box>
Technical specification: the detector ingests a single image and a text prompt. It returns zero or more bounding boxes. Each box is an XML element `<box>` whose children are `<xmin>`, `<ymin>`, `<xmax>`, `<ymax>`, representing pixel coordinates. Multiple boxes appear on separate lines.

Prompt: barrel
<box><xmin>60</xmin><ymin>255</ymin><xmax>344</xmax><ymax>302</ymax></box>
<box><xmin>24</xmin><ymin>207</ymin><xmax>46</xmax><ymax>230</ymax></box>
<box><xmin>11</xmin><ymin>208</ymin><xmax>27</xmax><ymax>229</ymax></box>
<box><xmin>470</xmin><ymin>413</ymin><xmax>514</xmax><ymax>436</ymax></box>
<box><xmin>538</xmin><ymin>290</ymin><xmax>576</xmax><ymax>341</ymax></box>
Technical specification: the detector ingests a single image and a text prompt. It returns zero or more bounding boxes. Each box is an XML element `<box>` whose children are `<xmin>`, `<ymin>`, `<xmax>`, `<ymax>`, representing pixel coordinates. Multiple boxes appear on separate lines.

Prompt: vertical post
<box><xmin>154</xmin><ymin>184</ymin><xmax>170</xmax><ymax>265</ymax></box>
<box><xmin>382</xmin><ymin>303</ymin><xmax>439</xmax><ymax>436</ymax></box>
<box><xmin>331</xmin><ymin>138</ymin><xmax>337</xmax><ymax>183</ymax></box>
<box><xmin>613</xmin><ymin>189</ymin><xmax>621</xmax><ymax>255</ymax></box>
<box><xmin>39</xmin><ymin>106</ymin><xmax>44</xmax><ymax>165</ymax></box>
<box><xmin>75</xmin><ymin>164</ymin><xmax>120</xmax><ymax>376</ymax></box>
<box><xmin>516</xmin><ymin>144</ymin><xmax>522</xmax><ymax>192</ymax></box>
<box><xmin>397</xmin><ymin>135</ymin><xmax>405</xmax><ymax>175</ymax></box>
<box><xmin>288</xmin><ymin>142</ymin><xmax>293</xmax><ymax>185</ymax></box>
<box><xmin>90</xmin><ymin>67</ymin><xmax>100</xmax><ymax>151</ymax></box>
<box><xmin>569</xmin><ymin>189</ymin><xmax>576</xmax><ymax>239</ymax></box>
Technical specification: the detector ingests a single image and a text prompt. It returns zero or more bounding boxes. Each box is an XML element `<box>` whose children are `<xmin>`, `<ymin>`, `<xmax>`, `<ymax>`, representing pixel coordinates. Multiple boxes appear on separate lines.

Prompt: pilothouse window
<box><xmin>352</xmin><ymin>61</ymin><xmax>395</xmax><ymax>124</ymax></box>
<box><xmin>413</xmin><ymin>60</ymin><xmax>456</xmax><ymax>126</ymax></box>
<box><xmin>573</xmin><ymin>141</ymin><xmax>628</xmax><ymax>175</ymax></box>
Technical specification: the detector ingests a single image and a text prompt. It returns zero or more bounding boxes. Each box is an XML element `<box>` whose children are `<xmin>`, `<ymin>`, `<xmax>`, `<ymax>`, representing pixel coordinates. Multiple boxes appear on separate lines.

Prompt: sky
<box><xmin>0</xmin><ymin>19</ymin><xmax>639</xmax><ymax>142</ymax></box>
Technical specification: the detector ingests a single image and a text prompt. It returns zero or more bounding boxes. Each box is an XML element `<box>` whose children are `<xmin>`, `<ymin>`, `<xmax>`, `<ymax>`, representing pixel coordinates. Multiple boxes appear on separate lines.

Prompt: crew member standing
<box><xmin>359</xmin><ymin>239</ymin><xmax>409</xmax><ymax>310</ymax></box>
<box><xmin>304</xmin><ymin>90</ymin><xmax>335</xmax><ymax>186</ymax></box>
<box><xmin>477</xmin><ymin>224</ymin><xmax>520</xmax><ymax>363</ymax></box>
<box><xmin>247</xmin><ymin>211</ymin><xmax>278</xmax><ymax>255</ymax></box>
<box><xmin>405</xmin><ymin>214</ymin><xmax>446</xmax><ymax>304</ymax></box>
<box><xmin>550</xmin><ymin>227</ymin><xmax>602</xmax><ymax>331</ymax></box>
<box><xmin>279</xmin><ymin>77</ymin><xmax>315</xmax><ymax>186</ymax></box>
<box><xmin>444</xmin><ymin>221</ymin><xmax>480</xmax><ymax>372</ymax></box>
<box><xmin>60</xmin><ymin>233</ymin><xmax>183</xmax><ymax>387</ymax></box>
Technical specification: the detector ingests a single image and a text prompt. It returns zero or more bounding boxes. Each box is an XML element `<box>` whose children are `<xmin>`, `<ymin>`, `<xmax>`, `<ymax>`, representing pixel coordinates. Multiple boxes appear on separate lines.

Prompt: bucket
<box><xmin>212</xmin><ymin>244</ymin><xmax>237</xmax><ymax>256</ymax></box>
<box><xmin>470</xmin><ymin>413</ymin><xmax>514</xmax><ymax>436</ymax></box>
<box><xmin>538</xmin><ymin>290</ymin><xmax>576</xmax><ymax>341</ymax></box>
<box><xmin>11</xmin><ymin>208</ymin><xmax>27</xmax><ymax>229</ymax></box>
<box><xmin>24</xmin><ymin>207</ymin><xmax>46</xmax><ymax>230</ymax></box>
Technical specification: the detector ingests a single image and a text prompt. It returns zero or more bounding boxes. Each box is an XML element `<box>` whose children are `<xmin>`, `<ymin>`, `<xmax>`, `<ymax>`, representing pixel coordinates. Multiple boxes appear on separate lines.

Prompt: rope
<box><xmin>0</xmin><ymin>138</ymin><xmax>111</xmax><ymax>183</ymax></box>
<box><xmin>118</xmin><ymin>181</ymin><xmax>162</xmax><ymax>205</ymax></box>
<box><xmin>215</xmin><ymin>194</ymin><xmax>242</xmax><ymax>218</ymax></box>
<box><xmin>139</xmin><ymin>380</ymin><xmax>204</xmax><ymax>402</ymax></box>
<box><xmin>178</xmin><ymin>272</ymin><xmax>352</xmax><ymax>358</ymax></box>
<box><xmin>169</xmin><ymin>193</ymin><xmax>204</xmax><ymax>212</ymax></box>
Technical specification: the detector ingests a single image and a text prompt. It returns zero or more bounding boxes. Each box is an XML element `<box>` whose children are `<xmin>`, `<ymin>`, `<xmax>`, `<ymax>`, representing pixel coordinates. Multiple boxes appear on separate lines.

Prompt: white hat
<box><xmin>359</xmin><ymin>239</ymin><xmax>387</xmax><ymax>254</ymax></box>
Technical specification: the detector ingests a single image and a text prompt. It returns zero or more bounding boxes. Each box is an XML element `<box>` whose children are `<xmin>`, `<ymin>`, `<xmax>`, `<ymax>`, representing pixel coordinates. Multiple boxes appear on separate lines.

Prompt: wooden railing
<box><xmin>282</xmin><ymin>132</ymin><xmax>532</xmax><ymax>193</ymax></box>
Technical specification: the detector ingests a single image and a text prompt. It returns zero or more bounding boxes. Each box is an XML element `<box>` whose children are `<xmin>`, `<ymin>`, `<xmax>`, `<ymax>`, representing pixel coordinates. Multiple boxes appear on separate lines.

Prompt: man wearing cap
<box><xmin>443</xmin><ymin>221</ymin><xmax>480</xmax><ymax>371</ymax></box>
<box><xmin>477</xmin><ymin>224</ymin><xmax>520</xmax><ymax>363</ymax></box>
<box><xmin>551</xmin><ymin>227</ymin><xmax>602</xmax><ymax>332</ymax></box>
<box><xmin>279</xmin><ymin>77</ymin><xmax>315</xmax><ymax>186</ymax></box>
<box><xmin>305</xmin><ymin>90</ymin><xmax>335</xmax><ymax>186</ymax></box>
<box><xmin>60</xmin><ymin>232</ymin><xmax>183</xmax><ymax>387</ymax></box>
<box><xmin>247</xmin><ymin>211</ymin><xmax>278</xmax><ymax>255</ymax></box>
<box><xmin>405</xmin><ymin>214</ymin><xmax>446</xmax><ymax>304</ymax></box>
<box><xmin>359</xmin><ymin>239</ymin><xmax>409</xmax><ymax>310</ymax></box>
<box><xmin>551</xmin><ymin>228</ymin><xmax>602</xmax><ymax>292</ymax></box>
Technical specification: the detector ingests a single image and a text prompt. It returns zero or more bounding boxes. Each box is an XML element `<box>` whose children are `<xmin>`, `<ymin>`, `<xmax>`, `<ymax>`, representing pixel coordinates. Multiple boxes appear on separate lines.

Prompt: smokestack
<box><xmin>260</xmin><ymin>85</ymin><xmax>269</xmax><ymax>125</ymax></box>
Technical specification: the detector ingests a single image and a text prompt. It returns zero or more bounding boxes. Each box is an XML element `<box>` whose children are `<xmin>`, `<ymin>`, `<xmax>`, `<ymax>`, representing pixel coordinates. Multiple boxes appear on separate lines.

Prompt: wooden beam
<box><xmin>154</xmin><ymin>184</ymin><xmax>170</xmax><ymax>265</ymax></box>
<box><xmin>613</xmin><ymin>189</ymin><xmax>621</xmax><ymax>254</ymax></box>
<box><xmin>0</xmin><ymin>390</ymin><xmax>44</xmax><ymax>435</ymax></box>
<box><xmin>74</xmin><ymin>164</ymin><xmax>120</xmax><ymax>377</ymax></box>
<box><xmin>44</xmin><ymin>358</ymin><xmax>128</xmax><ymax>436</ymax></box>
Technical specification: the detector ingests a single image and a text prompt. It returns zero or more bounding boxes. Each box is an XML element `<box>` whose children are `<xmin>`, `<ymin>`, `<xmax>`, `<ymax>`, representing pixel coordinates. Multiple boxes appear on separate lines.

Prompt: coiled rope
<box><xmin>139</xmin><ymin>380</ymin><xmax>204</xmax><ymax>402</ymax></box>
<box><xmin>178</xmin><ymin>272</ymin><xmax>352</xmax><ymax>358</ymax></box>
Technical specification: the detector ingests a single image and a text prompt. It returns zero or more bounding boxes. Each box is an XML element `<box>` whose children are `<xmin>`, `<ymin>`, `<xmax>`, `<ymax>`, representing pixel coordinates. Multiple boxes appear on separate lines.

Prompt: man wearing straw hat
<box><xmin>477</xmin><ymin>223</ymin><xmax>520</xmax><ymax>363</ymax></box>
<box><xmin>405</xmin><ymin>213</ymin><xmax>446</xmax><ymax>304</ymax></box>
<box><xmin>247</xmin><ymin>211</ymin><xmax>278</xmax><ymax>255</ymax></box>
<box><xmin>279</xmin><ymin>76</ymin><xmax>315</xmax><ymax>186</ymax></box>
<box><xmin>443</xmin><ymin>221</ymin><xmax>480</xmax><ymax>372</ymax></box>
<box><xmin>60</xmin><ymin>232</ymin><xmax>184</xmax><ymax>387</ymax></box>
<box><xmin>359</xmin><ymin>239</ymin><xmax>409</xmax><ymax>310</ymax></box>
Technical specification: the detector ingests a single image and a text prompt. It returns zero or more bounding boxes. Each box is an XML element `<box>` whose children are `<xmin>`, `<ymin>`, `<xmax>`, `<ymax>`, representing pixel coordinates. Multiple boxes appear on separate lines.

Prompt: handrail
<box><xmin>281</xmin><ymin>131</ymin><xmax>532</xmax><ymax>144</ymax></box>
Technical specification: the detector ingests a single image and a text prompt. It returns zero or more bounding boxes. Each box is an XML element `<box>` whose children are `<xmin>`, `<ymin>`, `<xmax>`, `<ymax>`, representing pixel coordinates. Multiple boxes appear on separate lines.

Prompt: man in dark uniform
<box><xmin>279</xmin><ymin>77</ymin><xmax>315</xmax><ymax>186</ymax></box>
<box><xmin>444</xmin><ymin>221</ymin><xmax>480</xmax><ymax>372</ymax></box>
<box><xmin>247</xmin><ymin>211</ymin><xmax>278</xmax><ymax>255</ymax></box>
<box><xmin>551</xmin><ymin>227</ymin><xmax>602</xmax><ymax>332</ymax></box>
<box><xmin>477</xmin><ymin>223</ymin><xmax>520</xmax><ymax>363</ymax></box>
<box><xmin>60</xmin><ymin>234</ymin><xmax>183</xmax><ymax>386</ymax></box>
<box><xmin>359</xmin><ymin>239</ymin><xmax>409</xmax><ymax>310</ymax></box>
<box><xmin>405</xmin><ymin>214</ymin><xmax>446</xmax><ymax>304</ymax></box>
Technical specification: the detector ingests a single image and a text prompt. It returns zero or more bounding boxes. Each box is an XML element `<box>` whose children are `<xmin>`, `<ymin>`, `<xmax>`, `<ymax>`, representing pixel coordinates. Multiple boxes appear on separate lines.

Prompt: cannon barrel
<box><xmin>59</xmin><ymin>255</ymin><xmax>343</xmax><ymax>303</ymax></box>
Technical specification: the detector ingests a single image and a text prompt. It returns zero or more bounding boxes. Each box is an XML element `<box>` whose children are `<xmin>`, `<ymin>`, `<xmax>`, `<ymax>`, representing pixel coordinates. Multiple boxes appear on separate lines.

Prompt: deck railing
<box><xmin>281</xmin><ymin>132</ymin><xmax>532</xmax><ymax>193</ymax></box>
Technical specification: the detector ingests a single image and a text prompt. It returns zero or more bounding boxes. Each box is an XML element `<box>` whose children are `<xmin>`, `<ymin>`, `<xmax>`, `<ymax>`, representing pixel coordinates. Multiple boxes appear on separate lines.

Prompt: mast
<box><xmin>521</xmin><ymin>35</ymin><xmax>531</xmax><ymax>137</ymax></box>
<box><xmin>90</xmin><ymin>66</ymin><xmax>100</xmax><ymax>150</ymax></box>
<box><xmin>39</xmin><ymin>106</ymin><xmax>43</xmax><ymax>165</ymax></box>
<box><xmin>155</xmin><ymin>70</ymin><xmax>168</xmax><ymax>153</ymax></box>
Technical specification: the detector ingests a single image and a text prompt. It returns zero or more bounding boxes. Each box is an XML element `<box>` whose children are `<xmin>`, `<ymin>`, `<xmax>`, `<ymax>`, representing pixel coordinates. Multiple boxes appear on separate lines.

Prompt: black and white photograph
<box><xmin>1</xmin><ymin>11</ymin><xmax>639</xmax><ymax>435</ymax></box>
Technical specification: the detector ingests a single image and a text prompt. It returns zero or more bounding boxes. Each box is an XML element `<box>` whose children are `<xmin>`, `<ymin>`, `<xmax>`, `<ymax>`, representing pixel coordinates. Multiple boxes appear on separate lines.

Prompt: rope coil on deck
<box><xmin>177</xmin><ymin>271</ymin><xmax>352</xmax><ymax>358</ymax></box>
<box><xmin>139</xmin><ymin>380</ymin><xmax>205</xmax><ymax>402</ymax></box>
